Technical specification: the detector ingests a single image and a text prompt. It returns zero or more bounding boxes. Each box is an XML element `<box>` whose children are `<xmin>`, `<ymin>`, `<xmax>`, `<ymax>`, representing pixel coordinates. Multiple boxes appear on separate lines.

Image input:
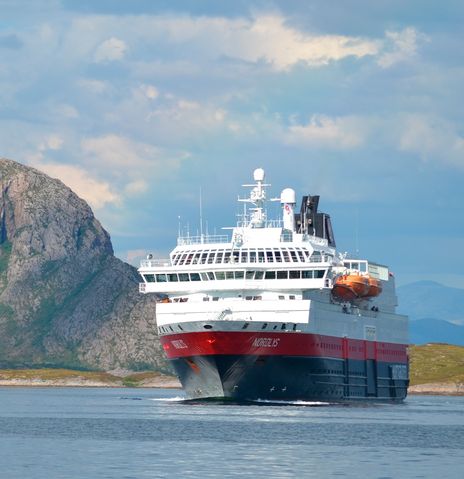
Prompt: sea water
<box><xmin>0</xmin><ymin>387</ymin><xmax>463</xmax><ymax>478</ymax></box>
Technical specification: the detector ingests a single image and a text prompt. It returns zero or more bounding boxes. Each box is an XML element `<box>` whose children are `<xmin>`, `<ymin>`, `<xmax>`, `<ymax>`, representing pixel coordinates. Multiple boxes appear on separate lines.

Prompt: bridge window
<box><xmin>232</xmin><ymin>251</ymin><xmax>239</xmax><ymax>263</ymax></box>
<box><xmin>216</xmin><ymin>251</ymin><xmax>224</xmax><ymax>263</ymax></box>
<box><xmin>201</xmin><ymin>252</ymin><xmax>208</xmax><ymax>264</ymax></box>
<box><xmin>297</xmin><ymin>250</ymin><xmax>306</xmax><ymax>262</ymax></box>
<box><xmin>215</xmin><ymin>271</ymin><xmax>225</xmax><ymax>280</ymax></box>
<box><xmin>207</xmin><ymin>252</ymin><xmax>215</xmax><ymax>264</ymax></box>
<box><xmin>266</xmin><ymin>250</ymin><xmax>274</xmax><ymax>263</ymax></box>
<box><xmin>315</xmin><ymin>270</ymin><xmax>326</xmax><ymax>278</ymax></box>
<box><xmin>265</xmin><ymin>271</ymin><xmax>276</xmax><ymax>279</ymax></box>
<box><xmin>246</xmin><ymin>270</ymin><xmax>255</xmax><ymax>280</ymax></box>
<box><xmin>226</xmin><ymin>271</ymin><xmax>234</xmax><ymax>279</ymax></box>
<box><xmin>249</xmin><ymin>251</ymin><xmax>256</xmax><ymax>263</ymax></box>
<box><xmin>289</xmin><ymin>270</ymin><xmax>300</xmax><ymax>279</ymax></box>
<box><xmin>277</xmin><ymin>270</ymin><xmax>287</xmax><ymax>279</ymax></box>
<box><xmin>178</xmin><ymin>273</ymin><xmax>189</xmax><ymax>282</ymax></box>
<box><xmin>254</xmin><ymin>271</ymin><xmax>264</xmax><ymax>279</ymax></box>
<box><xmin>168</xmin><ymin>273</ymin><xmax>178</xmax><ymax>282</ymax></box>
<box><xmin>200</xmin><ymin>273</ymin><xmax>208</xmax><ymax>281</ymax></box>
<box><xmin>289</xmin><ymin>250</ymin><xmax>298</xmax><ymax>262</ymax></box>
<box><xmin>234</xmin><ymin>271</ymin><xmax>244</xmax><ymax>279</ymax></box>
<box><xmin>258</xmin><ymin>250</ymin><xmax>265</xmax><ymax>263</ymax></box>
<box><xmin>207</xmin><ymin>272</ymin><xmax>215</xmax><ymax>280</ymax></box>
<box><xmin>282</xmin><ymin>249</ymin><xmax>290</xmax><ymax>262</ymax></box>
<box><xmin>224</xmin><ymin>251</ymin><xmax>231</xmax><ymax>263</ymax></box>
<box><xmin>155</xmin><ymin>274</ymin><xmax>167</xmax><ymax>282</ymax></box>
<box><xmin>144</xmin><ymin>274</ymin><xmax>155</xmax><ymax>282</ymax></box>
<box><xmin>190</xmin><ymin>273</ymin><xmax>201</xmax><ymax>281</ymax></box>
<box><xmin>241</xmin><ymin>250</ymin><xmax>248</xmax><ymax>262</ymax></box>
<box><xmin>275</xmin><ymin>250</ymin><xmax>282</xmax><ymax>262</ymax></box>
<box><xmin>302</xmin><ymin>270</ymin><xmax>313</xmax><ymax>279</ymax></box>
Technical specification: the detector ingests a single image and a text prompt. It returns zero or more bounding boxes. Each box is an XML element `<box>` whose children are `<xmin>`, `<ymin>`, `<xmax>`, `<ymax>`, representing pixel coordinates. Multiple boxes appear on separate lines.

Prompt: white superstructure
<box><xmin>139</xmin><ymin>169</ymin><xmax>407</xmax><ymax>345</ymax></box>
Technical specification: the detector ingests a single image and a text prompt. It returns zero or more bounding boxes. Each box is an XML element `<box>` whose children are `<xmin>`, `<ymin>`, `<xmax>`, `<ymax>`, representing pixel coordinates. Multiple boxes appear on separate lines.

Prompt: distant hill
<box><xmin>409</xmin><ymin>343</ymin><xmax>464</xmax><ymax>387</ymax></box>
<box><xmin>397</xmin><ymin>280</ymin><xmax>464</xmax><ymax>345</ymax></box>
<box><xmin>397</xmin><ymin>280</ymin><xmax>464</xmax><ymax>323</ymax></box>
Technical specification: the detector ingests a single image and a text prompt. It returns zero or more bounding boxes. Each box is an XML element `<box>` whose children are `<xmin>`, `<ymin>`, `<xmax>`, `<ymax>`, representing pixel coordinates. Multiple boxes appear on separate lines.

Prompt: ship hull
<box><xmin>163</xmin><ymin>332</ymin><xmax>409</xmax><ymax>402</ymax></box>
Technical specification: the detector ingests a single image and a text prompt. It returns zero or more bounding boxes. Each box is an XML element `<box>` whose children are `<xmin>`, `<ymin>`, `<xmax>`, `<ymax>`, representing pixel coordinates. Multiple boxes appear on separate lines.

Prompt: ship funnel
<box><xmin>281</xmin><ymin>188</ymin><xmax>296</xmax><ymax>231</ymax></box>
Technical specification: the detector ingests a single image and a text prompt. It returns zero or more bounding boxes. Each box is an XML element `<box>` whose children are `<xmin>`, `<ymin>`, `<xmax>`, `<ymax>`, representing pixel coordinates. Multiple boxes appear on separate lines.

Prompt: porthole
<box><xmin>203</xmin><ymin>324</ymin><xmax>213</xmax><ymax>329</ymax></box>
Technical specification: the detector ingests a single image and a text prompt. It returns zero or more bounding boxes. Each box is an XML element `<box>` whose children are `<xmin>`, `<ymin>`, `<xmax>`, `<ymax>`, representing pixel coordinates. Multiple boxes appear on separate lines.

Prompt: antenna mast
<box><xmin>200</xmin><ymin>187</ymin><xmax>204</xmax><ymax>243</ymax></box>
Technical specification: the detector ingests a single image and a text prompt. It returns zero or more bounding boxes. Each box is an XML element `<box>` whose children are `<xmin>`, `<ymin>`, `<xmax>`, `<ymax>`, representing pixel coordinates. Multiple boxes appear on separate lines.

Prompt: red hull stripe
<box><xmin>160</xmin><ymin>331</ymin><xmax>408</xmax><ymax>363</ymax></box>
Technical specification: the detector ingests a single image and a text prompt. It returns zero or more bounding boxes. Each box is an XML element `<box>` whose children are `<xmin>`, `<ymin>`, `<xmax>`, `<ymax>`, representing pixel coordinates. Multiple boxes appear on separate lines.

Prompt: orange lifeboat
<box><xmin>366</xmin><ymin>277</ymin><xmax>382</xmax><ymax>297</ymax></box>
<box><xmin>332</xmin><ymin>274</ymin><xmax>369</xmax><ymax>301</ymax></box>
<box><xmin>332</xmin><ymin>274</ymin><xmax>383</xmax><ymax>301</ymax></box>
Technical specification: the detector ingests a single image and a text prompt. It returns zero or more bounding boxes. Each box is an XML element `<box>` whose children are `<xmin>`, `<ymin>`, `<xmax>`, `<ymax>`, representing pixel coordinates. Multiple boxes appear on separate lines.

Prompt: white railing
<box><xmin>177</xmin><ymin>235</ymin><xmax>230</xmax><ymax>245</ymax></box>
<box><xmin>140</xmin><ymin>259</ymin><xmax>171</xmax><ymax>268</ymax></box>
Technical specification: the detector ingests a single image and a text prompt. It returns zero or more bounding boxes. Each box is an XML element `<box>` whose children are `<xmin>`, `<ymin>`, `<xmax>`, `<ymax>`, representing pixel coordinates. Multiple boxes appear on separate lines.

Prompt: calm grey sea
<box><xmin>0</xmin><ymin>387</ymin><xmax>463</xmax><ymax>478</ymax></box>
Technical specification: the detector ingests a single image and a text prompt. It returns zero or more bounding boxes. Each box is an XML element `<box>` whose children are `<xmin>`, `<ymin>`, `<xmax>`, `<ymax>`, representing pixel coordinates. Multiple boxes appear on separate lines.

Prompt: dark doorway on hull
<box><xmin>366</xmin><ymin>360</ymin><xmax>377</xmax><ymax>396</ymax></box>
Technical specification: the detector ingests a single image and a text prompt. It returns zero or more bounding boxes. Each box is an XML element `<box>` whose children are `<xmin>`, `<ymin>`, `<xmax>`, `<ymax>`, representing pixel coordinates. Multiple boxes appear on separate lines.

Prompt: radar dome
<box><xmin>253</xmin><ymin>168</ymin><xmax>265</xmax><ymax>182</ymax></box>
<box><xmin>280</xmin><ymin>188</ymin><xmax>296</xmax><ymax>204</ymax></box>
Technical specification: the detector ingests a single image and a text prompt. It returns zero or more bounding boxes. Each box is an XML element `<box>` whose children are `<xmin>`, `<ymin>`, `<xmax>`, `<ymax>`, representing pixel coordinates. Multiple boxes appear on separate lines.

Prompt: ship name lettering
<box><xmin>252</xmin><ymin>337</ymin><xmax>280</xmax><ymax>348</ymax></box>
<box><xmin>171</xmin><ymin>339</ymin><xmax>188</xmax><ymax>349</ymax></box>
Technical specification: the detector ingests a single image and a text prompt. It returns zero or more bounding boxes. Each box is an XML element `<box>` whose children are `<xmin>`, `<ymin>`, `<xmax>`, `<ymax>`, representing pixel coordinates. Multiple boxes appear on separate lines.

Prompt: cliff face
<box><xmin>0</xmin><ymin>158</ymin><xmax>166</xmax><ymax>371</ymax></box>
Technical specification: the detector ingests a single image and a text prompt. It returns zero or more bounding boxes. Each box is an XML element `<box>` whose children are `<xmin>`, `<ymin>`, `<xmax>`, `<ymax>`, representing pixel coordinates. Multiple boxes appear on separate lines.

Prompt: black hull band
<box><xmin>171</xmin><ymin>354</ymin><xmax>409</xmax><ymax>402</ymax></box>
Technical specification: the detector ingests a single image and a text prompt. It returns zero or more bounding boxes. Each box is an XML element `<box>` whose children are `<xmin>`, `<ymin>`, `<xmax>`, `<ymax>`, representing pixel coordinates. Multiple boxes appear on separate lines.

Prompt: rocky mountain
<box><xmin>0</xmin><ymin>158</ymin><xmax>167</xmax><ymax>371</ymax></box>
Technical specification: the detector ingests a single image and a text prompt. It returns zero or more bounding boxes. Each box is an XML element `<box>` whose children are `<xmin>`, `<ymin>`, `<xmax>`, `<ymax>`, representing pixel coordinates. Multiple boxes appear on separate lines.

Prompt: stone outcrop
<box><xmin>408</xmin><ymin>382</ymin><xmax>464</xmax><ymax>396</ymax></box>
<box><xmin>0</xmin><ymin>158</ymin><xmax>167</xmax><ymax>371</ymax></box>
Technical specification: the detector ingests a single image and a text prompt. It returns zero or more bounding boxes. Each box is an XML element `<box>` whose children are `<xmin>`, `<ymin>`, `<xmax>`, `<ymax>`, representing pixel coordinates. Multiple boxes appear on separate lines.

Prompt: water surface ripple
<box><xmin>0</xmin><ymin>388</ymin><xmax>462</xmax><ymax>478</ymax></box>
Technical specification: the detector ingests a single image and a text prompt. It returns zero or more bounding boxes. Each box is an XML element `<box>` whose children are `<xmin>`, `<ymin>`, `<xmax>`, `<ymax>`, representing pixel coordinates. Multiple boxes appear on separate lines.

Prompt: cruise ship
<box><xmin>138</xmin><ymin>169</ymin><xmax>409</xmax><ymax>401</ymax></box>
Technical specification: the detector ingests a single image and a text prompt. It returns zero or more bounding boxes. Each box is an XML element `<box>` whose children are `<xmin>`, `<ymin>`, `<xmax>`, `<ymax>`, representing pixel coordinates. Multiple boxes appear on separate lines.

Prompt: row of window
<box><xmin>144</xmin><ymin>269</ymin><xmax>326</xmax><ymax>283</ymax></box>
<box><xmin>172</xmin><ymin>248</ymin><xmax>330</xmax><ymax>266</ymax></box>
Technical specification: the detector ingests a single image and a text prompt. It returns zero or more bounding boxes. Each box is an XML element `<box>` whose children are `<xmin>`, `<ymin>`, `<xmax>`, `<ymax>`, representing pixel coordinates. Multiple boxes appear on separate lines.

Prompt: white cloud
<box><xmin>399</xmin><ymin>114</ymin><xmax>464</xmax><ymax>168</ymax></box>
<box><xmin>223</xmin><ymin>15</ymin><xmax>381</xmax><ymax>71</ymax></box>
<box><xmin>125</xmin><ymin>179</ymin><xmax>148</xmax><ymax>195</ymax></box>
<box><xmin>94</xmin><ymin>37</ymin><xmax>127</xmax><ymax>63</ymax></box>
<box><xmin>81</xmin><ymin>134</ymin><xmax>158</xmax><ymax>168</ymax></box>
<box><xmin>39</xmin><ymin>134</ymin><xmax>64</xmax><ymax>151</ymax></box>
<box><xmin>378</xmin><ymin>27</ymin><xmax>423</xmax><ymax>68</ymax></box>
<box><xmin>140</xmin><ymin>84</ymin><xmax>159</xmax><ymax>100</ymax></box>
<box><xmin>55</xmin><ymin>103</ymin><xmax>79</xmax><ymax>119</ymax></box>
<box><xmin>30</xmin><ymin>161</ymin><xmax>121</xmax><ymax>209</ymax></box>
<box><xmin>285</xmin><ymin>115</ymin><xmax>366</xmax><ymax>149</ymax></box>
<box><xmin>62</xmin><ymin>14</ymin><xmax>385</xmax><ymax>72</ymax></box>
<box><xmin>77</xmin><ymin>78</ymin><xmax>109</xmax><ymax>94</ymax></box>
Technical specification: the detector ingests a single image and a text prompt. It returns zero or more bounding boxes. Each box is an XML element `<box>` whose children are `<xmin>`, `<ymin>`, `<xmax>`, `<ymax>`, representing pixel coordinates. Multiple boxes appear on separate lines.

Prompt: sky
<box><xmin>1</xmin><ymin>0</ymin><xmax>463</xmax><ymax>287</ymax></box>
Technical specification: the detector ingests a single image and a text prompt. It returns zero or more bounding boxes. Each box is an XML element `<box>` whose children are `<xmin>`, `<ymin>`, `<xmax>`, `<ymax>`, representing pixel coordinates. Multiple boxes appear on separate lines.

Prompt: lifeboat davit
<box><xmin>332</xmin><ymin>274</ymin><xmax>382</xmax><ymax>301</ymax></box>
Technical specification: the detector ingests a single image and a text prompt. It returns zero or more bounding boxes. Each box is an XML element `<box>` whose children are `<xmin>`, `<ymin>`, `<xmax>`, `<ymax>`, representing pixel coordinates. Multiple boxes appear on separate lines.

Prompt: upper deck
<box><xmin>138</xmin><ymin>168</ymin><xmax>389</xmax><ymax>299</ymax></box>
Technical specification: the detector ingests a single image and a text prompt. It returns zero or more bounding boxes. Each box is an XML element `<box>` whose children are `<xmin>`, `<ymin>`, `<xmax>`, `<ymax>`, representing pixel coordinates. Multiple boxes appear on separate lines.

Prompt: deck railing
<box><xmin>177</xmin><ymin>235</ymin><xmax>230</xmax><ymax>246</ymax></box>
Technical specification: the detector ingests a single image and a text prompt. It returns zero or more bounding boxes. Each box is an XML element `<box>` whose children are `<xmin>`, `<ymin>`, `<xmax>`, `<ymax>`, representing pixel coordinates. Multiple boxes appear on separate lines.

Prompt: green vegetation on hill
<box><xmin>409</xmin><ymin>343</ymin><xmax>464</xmax><ymax>385</ymax></box>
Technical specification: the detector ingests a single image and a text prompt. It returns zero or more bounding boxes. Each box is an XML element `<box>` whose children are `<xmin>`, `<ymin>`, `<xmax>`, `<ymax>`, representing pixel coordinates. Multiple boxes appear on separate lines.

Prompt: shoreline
<box><xmin>0</xmin><ymin>369</ymin><xmax>181</xmax><ymax>389</ymax></box>
<box><xmin>0</xmin><ymin>369</ymin><xmax>462</xmax><ymax>395</ymax></box>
